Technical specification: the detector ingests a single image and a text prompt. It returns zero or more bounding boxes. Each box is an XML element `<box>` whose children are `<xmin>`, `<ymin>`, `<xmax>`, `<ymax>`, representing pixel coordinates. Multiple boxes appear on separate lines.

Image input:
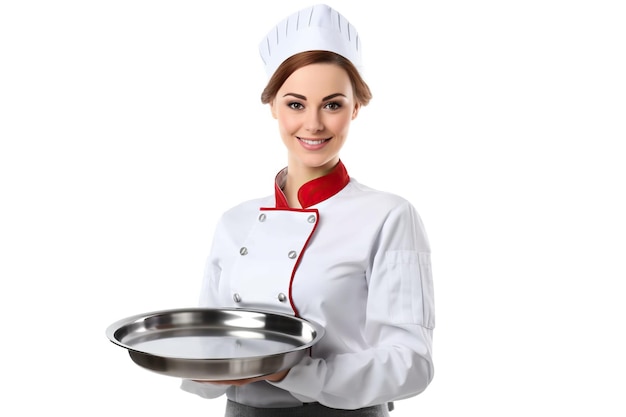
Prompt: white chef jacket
<box><xmin>181</xmin><ymin>161</ymin><xmax>435</xmax><ymax>410</ymax></box>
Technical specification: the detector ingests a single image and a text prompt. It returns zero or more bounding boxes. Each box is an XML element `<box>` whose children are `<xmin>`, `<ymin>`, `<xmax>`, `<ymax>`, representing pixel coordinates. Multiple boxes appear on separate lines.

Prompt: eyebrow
<box><xmin>282</xmin><ymin>92</ymin><xmax>347</xmax><ymax>101</ymax></box>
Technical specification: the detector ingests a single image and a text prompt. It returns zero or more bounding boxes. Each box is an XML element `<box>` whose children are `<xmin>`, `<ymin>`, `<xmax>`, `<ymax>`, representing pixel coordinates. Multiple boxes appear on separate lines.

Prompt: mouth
<box><xmin>297</xmin><ymin>137</ymin><xmax>331</xmax><ymax>146</ymax></box>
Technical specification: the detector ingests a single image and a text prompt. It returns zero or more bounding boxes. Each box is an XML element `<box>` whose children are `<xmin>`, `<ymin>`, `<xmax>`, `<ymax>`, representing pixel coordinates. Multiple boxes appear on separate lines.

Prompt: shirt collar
<box><xmin>274</xmin><ymin>160</ymin><xmax>350</xmax><ymax>208</ymax></box>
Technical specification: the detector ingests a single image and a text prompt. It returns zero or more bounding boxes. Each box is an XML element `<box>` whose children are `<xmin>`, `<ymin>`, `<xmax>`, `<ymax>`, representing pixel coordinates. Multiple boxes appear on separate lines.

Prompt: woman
<box><xmin>181</xmin><ymin>4</ymin><xmax>435</xmax><ymax>416</ymax></box>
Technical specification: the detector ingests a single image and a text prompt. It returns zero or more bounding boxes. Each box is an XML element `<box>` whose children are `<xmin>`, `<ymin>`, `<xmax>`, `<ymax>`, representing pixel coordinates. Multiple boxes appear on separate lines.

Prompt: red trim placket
<box><xmin>266</xmin><ymin>160</ymin><xmax>350</xmax><ymax>316</ymax></box>
<box><xmin>259</xmin><ymin>207</ymin><xmax>319</xmax><ymax>317</ymax></box>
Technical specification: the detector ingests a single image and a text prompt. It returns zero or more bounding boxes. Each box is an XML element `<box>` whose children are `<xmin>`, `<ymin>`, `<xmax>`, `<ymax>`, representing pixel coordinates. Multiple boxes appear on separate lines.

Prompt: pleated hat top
<box><xmin>258</xmin><ymin>4</ymin><xmax>362</xmax><ymax>78</ymax></box>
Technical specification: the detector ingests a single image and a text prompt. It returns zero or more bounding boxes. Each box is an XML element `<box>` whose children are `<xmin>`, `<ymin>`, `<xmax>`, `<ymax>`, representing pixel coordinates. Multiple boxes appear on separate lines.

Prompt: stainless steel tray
<box><xmin>106</xmin><ymin>307</ymin><xmax>325</xmax><ymax>380</ymax></box>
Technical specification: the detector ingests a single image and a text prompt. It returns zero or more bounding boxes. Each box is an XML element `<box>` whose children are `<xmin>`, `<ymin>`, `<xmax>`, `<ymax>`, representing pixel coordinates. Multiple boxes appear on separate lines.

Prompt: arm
<box><xmin>270</xmin><ymin>201</ymin><xmax>435</xmax><ymax>409</ymax></box>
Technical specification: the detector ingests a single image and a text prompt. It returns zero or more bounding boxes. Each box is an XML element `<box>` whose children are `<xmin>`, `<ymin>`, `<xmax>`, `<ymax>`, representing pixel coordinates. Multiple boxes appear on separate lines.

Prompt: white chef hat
<box><xmin>258</xmin><ymin>3</ymin><xmax>362</xmax><ymax>79</ymax></box>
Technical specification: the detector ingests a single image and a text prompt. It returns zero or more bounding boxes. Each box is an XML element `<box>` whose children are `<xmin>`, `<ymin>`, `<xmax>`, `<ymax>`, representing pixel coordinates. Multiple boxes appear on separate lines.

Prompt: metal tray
<box><xmin>106</xmin><ymin>307</ymin><xmax>324</xmax><ymax>380</ymax></box>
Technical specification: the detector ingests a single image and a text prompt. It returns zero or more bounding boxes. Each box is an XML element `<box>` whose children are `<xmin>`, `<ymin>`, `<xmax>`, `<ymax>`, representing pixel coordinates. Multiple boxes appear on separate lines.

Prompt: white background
<box><xmin>1</xmin><ymin>1</ymin><xmax>625</xmax><ymax>415</ymax></box>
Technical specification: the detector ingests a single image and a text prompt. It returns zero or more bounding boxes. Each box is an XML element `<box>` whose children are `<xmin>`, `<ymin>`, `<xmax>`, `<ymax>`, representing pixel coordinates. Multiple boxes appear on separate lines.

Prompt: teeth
<box><xmin>300</xmin><ymin>138</ymin><xmax>326</xmax><ymax>145</ymax></box>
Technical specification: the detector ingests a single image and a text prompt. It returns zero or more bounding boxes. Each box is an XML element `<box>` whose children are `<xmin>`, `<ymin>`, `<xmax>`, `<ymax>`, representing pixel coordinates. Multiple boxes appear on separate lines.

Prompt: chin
<box><xmin>301</xmin><ymin>157</ymin><xmax>338</xmax><ymax>171</ymax></box>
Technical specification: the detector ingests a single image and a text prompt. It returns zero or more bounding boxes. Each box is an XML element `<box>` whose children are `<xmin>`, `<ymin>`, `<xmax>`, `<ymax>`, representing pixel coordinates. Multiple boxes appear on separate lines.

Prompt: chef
<box><xmin>181</xmin><ymin>4</ymin><xmax>435</xmax><ymax>416</ymax></box>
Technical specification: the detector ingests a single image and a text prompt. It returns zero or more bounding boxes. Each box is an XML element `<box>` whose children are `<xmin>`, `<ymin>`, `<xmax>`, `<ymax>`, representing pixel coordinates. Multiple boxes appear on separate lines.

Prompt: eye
<box><xmin>324</xmin><ymin>101</ymin><xmax>342</xmax><ymax>111</ymax></box>
<box><xmin>288</xmin><ymin>102</ymin><xmax>304</xmax><ymax>110</ymax></box>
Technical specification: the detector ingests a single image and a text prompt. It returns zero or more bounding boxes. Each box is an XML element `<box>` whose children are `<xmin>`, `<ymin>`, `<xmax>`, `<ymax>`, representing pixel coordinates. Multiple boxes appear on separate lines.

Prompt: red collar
<box><xmin>274</xmin><ymin>161</ymin><xmax>350</xmax><ymax>208</ymax></box>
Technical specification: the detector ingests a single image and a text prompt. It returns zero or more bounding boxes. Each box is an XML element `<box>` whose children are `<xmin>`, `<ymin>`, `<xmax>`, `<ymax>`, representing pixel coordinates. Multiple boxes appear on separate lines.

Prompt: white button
<box><xmin>258</xmin><ymin>213</ymin><xmax>266</xmax><ymax>222</ymax></box>
<box><xmin>307</xmin><ymin>214</ymin><xmax>316</xmax><ymax>223</ymax></box>
<box><xmin>278</xmin><ymin>293</ymin><xmax>287</xmax><ymax>302</ymax></box>
<box><xmin>288</xmin><ymin>250</ymin><xmax>297</xmax><ymax>259</ymax></box>
<box><xmin>233</xmin><ymin>293</ymin><xmax>242</xmax><ymax>303</ymax></box>
<box><xmin>239</xmin><ymin>247</ymin><xmax>248</xmax><ymax>256</ymax></box>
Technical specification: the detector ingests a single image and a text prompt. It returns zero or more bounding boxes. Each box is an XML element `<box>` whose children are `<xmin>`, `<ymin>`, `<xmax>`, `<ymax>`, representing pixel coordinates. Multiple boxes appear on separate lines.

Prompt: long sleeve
<box><xmin>270</xmin><ymin>201</ymin><xmax>435</xmax><ymax>409</ymax></box>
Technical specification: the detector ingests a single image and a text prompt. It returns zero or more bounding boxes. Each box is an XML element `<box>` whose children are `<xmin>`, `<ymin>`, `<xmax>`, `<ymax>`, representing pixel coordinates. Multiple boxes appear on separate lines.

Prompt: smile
<box><xmin>297</xmin><ymin>137</ymin><xmax>330</xmax><ymax>145</ymax></box>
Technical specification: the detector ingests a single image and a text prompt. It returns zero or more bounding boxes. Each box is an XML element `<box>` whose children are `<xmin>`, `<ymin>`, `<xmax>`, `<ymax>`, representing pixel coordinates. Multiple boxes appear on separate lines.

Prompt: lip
<box><xmin>297</xmin><ymin>136</ymin><xmax>331</xmax><ymax>151</ymax></box>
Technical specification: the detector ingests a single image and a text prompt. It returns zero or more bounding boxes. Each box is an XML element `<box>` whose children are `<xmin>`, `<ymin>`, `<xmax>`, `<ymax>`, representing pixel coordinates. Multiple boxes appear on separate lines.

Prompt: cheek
<box><xmin>327</xmin><ymin>115</ymin><xmax>352</xmax><ymax>134</ymax></box>
<box><xmin>277</xmin><ymin>113</ymin><xmax>299</xmax><ymax>134</ymax></box>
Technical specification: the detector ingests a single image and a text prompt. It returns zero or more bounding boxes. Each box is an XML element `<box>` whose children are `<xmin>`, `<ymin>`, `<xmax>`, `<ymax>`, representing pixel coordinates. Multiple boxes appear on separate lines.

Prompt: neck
<box><xmin>283</xmin><ymin>158</ymin><xmax>338</xmax><ymax>208</ymax></box>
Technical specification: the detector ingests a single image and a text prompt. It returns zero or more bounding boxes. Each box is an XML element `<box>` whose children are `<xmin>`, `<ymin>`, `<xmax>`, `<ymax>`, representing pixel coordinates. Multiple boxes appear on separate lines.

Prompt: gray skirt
<box><xmin>225</xmin><ymin>400</ymin><xmax>391</xmax><ymax>417</ymax></box>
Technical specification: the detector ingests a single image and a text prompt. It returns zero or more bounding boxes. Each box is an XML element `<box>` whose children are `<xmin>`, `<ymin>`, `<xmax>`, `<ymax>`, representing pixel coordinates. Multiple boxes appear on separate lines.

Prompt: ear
<box><xmin>351</xmin><ymin>103</ymin><xmax>361</xmax><ymax>120</ymax></box>
<box><xmin>269</xmin><ymin>101</ymin><xmax>278</xmax><ymax>119</ymax></box>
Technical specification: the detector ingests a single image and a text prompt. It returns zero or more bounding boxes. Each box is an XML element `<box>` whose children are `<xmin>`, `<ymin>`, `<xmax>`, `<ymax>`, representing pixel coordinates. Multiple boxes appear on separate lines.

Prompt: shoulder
<box><xmin>343</xmin><ymin>178</ymin><xmax>428</xmax><ymax>231</ymax></box>
<box><xmin>345</xmin><ymin>179</ymin><xmax>431</xmax><ymax>250</ymax></box>
<box><xmin>341</xmin><ymin>178</ymin><xmax>416</xmax><ymax>211</ymax></box>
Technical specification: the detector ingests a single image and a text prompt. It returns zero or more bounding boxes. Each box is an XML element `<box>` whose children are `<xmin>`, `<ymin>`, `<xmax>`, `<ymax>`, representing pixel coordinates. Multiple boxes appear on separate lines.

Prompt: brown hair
<box><xmin>261</xmin><ymin>50</ymin><xmax>372</xmax><ymax>106</ymax></box>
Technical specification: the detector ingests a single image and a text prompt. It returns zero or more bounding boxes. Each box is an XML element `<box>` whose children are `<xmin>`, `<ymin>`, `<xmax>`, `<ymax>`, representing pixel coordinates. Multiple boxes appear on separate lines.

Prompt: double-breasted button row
<box><xmin>238</xmin><ymin>247</ymin><xmax>298</xmax><ymax>259</ymax></box>
<box><xmin>257</xmin><ymin>212</ymin><xmax>317</xmax><ymax>224</ymax></box>
<box><xmin>232</xmin><ymin>292</ymin><xmax>288</xmax><ymax>303</ymax></box>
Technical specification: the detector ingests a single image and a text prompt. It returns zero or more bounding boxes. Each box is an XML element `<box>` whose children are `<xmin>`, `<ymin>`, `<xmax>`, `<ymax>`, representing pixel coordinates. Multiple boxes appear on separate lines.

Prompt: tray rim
<box><xmin>105</xmin><ymin>306</ymin><xmax>325</xmax><ymax>361</ymax></box>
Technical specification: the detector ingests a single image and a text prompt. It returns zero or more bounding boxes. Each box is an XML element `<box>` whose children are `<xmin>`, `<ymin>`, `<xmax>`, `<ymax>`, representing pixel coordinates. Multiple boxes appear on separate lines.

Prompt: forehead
<box><xmin>279</xmin><ymin>63</ymin><xmax>353</xmax><ymax>96</ymax></box>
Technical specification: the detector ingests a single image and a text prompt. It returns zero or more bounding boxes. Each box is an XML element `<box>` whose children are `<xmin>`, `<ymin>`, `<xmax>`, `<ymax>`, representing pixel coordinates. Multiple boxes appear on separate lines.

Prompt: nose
<box><xmin>304</xmin><ymin>110</ymin><xmax>324</xmax><ymax>132</ymax></box>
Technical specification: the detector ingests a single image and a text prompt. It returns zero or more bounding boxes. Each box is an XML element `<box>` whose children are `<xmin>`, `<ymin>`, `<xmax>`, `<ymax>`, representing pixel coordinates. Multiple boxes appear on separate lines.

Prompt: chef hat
<box><xmin>258</xmin><ymin>3</ymin><xmax>362</xmax><ymax>78</ymax></box>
